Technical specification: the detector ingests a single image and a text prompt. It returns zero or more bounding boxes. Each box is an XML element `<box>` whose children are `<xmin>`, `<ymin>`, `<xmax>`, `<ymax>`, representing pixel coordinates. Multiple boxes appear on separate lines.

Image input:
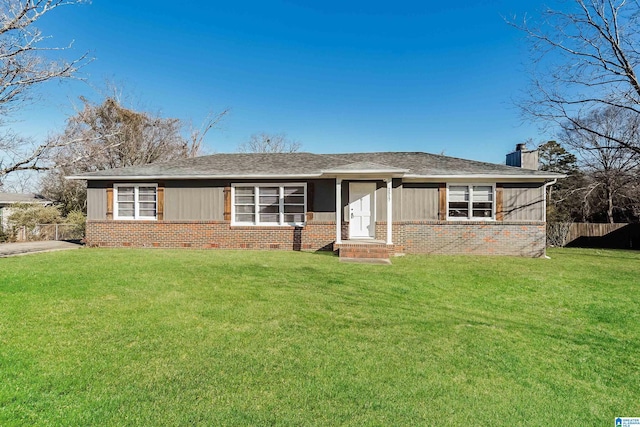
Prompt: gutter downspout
<box><xmin>543</xmin><ymin>178</ymin><xmax>558</xmax><ymax>259</ymax></box>
<box><xmin>543</xmin><ymin>179</ymin><xmax>557</xmax><ymax>223</ymax></box>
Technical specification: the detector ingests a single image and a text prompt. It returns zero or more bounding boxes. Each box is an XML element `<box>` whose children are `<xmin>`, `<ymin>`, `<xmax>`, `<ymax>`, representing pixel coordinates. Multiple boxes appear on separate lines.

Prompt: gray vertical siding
<box><xmin>85</xmin><ymin>178</ymin><xmax>546</xmax><ymax>224</ymax></box>
<box><xmin>163</xmin><ymin>179</ymin><xmax>337</xmax><ymax>222</ymax></box>
<box><xmin>87</xmin><ymin>185</ymin><xmax>107</xmax><ymax>220</ymax></box>
<box><xmin>375</xmin><ymin>180</ymin><xmax>402</xmax><ymax>221</ymax></box>
<box><xmin>342</xmin><ymin>180</ymin><xmax>438</xmax><ymax>222</ymax></box>
<box><xmin>341</xmin><ymin>182</ymin><xmax>350</xmax><ymax>221</ymax></box>
<box><xmin>311</xmin><ymin>213</ymin><xmax>335</xmax><ymax>221</ymax></box>
<box><xmin>400</xmin><ymin>183</ymin><xmax>439</xmax><ymax>220</ymax></box>
<box><xmin>164</xmin><ymin>180</ymin><xmax>224</xmax><ymax>220</ymax></box>
<box><xmin>502</xmin><ymin>183</ymin><xmax>545</xmax><ymax>221</ymax></box>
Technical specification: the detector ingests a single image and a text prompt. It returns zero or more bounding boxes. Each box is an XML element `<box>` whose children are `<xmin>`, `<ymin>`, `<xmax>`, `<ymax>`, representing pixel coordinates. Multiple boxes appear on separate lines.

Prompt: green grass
<box><xmin>0</xmin><ymin>248</ymin><xmax>639</xmax><ymax>426</ymax></box>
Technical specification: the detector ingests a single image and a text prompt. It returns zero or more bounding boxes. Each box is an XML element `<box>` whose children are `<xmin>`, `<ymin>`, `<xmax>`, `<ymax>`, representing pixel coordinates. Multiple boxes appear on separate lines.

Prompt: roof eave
<box><xmin>67</xmin><ymin>172</ymin><xmax>567</xmax><ymax>181</ymax></box>
<box><xmin>403</xmin><ymin>173</ymin><xmax>566</xmax><ymax>180</ymax></box>
<box><xmin>66</xmin><ymin>173</ymin><xmax>325</xmax><ymax>180</ymax></box>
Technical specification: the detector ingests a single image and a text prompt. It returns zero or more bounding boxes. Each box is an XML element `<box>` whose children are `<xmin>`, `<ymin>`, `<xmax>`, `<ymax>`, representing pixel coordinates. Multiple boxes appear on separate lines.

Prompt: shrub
<box><xmin>7</xmin><ymin>203</ymin><xmax>62</xmax><ymax>241</ymax></box>
<box><xmin>547</xmin><ymin>220</ymin><xmax>572</xmax><ymax>247</ymax></box>
<box><xmin>65</xmin><ymin>210</ymin><xmax>86</xmax><ymax>238</ymax></box>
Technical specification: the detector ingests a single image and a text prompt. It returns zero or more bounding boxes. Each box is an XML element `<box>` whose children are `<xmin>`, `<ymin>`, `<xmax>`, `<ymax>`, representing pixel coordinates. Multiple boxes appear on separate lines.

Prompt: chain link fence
<box><xmin>15</xmin><ymin>223</ymin><xmax>84</xmax><ymax>242</ymax></box>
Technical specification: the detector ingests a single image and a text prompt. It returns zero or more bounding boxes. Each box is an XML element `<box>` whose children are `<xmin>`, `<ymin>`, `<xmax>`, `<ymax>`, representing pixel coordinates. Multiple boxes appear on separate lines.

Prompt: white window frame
<box><xmin>446</xmin><ymin>183</ymin><xmax>495</xmax><ymax>221</ymax></box>
<box><xmin>113</xmin><ymin>183</ymin><xmax>158</xmax><ymax>220</ymax></box>
<box><xmin>231</xmin><ymin>183</ymin><xmax>307</xmax><ymax>226</ymax></box>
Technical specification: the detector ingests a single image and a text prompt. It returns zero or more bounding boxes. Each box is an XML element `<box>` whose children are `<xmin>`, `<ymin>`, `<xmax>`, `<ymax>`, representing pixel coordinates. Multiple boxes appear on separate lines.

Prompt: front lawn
<box><xmin>1</xmin><ymin>248</ymin><xmax>638</xmax><ymax>426</ymax></box>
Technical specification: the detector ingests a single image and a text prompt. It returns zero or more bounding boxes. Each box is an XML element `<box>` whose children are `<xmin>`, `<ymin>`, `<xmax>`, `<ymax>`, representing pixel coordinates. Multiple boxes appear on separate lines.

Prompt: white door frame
<box><xmin>348</xmin><ymin>182</ymin><xmax>376</xmax><ymax>239</ymax></box>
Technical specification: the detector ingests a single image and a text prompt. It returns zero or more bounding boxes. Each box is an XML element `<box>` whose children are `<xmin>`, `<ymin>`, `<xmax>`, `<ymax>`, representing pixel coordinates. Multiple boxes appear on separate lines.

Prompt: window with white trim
<box><xmin>114</xmin><ymin>184</ymin><xmax>157</xmax><ymax>220</ymax></box>
<box><xmin>232</xmin><ymin>184</ymin><xmax>306</xmax><ymax>225</ymax></box>
<box><xmin>448</xmin><ymin>184</ymin><xmax>494</xmax><ymax>220</ymax></box>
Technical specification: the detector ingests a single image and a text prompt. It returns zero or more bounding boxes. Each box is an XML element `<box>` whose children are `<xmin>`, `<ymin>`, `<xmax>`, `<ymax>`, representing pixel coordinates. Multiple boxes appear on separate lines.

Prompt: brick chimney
<box><xmin>506</xmin><ymin>143</ymin><xmax>539</xmax><ymax>170</ymax></box>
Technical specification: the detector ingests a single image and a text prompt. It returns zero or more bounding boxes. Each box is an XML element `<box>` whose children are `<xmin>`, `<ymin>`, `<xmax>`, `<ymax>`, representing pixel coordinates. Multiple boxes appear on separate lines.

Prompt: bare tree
<box><xmin>560</xmin><ymin>106</ymin><xmax>640</xmax><ymax>222</ymax></box>
<box><xmin>237</xmin><ymin>132</ymin><xmax>301</xmax><ymax>153</ymax></box>
<box><xmin>0</xmin><ymin>0</ymin><xmax>91</xmax><ymax>181</ymax></box>
<box><xmin>41</xmin><ymin>97</ymin><xmax>228</xmax><ymax>214</ymax></box>
<box><xmin>1</xmin><ymin>168</ymin><xmax>38</xmax><ymax>193</ymax></box>
<box><xmin>56</xmin><ymin>97</ymin><xmax>204</xmax><ymax>170</ymax></box>
<box><xmin>511</xmin><ymin>0</ymin><xmax>640</xmax><ymax>155</ymax></box>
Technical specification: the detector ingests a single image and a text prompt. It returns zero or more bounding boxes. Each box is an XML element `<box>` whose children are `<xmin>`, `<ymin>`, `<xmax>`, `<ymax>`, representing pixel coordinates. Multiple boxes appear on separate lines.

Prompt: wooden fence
<box><xmin>565</xmin><ymin>223</ymin><xmax>640</xmax><ymax>249</ymax></box>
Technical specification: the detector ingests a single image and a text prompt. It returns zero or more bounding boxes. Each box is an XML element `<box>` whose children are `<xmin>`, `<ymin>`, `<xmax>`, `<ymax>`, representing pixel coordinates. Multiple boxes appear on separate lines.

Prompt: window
<box><xmin>232</xmin><ymin>184</ymin><xmax>306</xmax><ymax>225</ymax></box>
<box><xmin>448</xmin><ymin>185</ymin><xmax>494</xmax><ymax>220</ymax></box>
<box><xmin>114</xmin><ymin>184</ymin><xmax>157</xmax><ymax>220</ymax></box>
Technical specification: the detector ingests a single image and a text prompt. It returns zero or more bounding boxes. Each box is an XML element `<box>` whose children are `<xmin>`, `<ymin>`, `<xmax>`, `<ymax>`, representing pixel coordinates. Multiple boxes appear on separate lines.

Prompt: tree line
<box><xmin>539</xmin><ymin>135</ymin><xmax>639</xmax><ymax>224</ymax></box>
<box><xmin>512</xmin><ymin>0</ymin><xmax>640</xmax><ymax>224</ymax></box>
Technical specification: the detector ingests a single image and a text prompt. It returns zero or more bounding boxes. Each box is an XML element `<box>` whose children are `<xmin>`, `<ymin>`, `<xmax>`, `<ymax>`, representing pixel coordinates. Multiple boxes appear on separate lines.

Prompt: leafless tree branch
<box><xmin>509</xmin><ymin>0</ymin><xmax>640</xmax><ymax>155</ymax></box>
<box><xmin>237</xmin><ymin>132</ymin><xmax>302</xmax><ymax>153</ymax></box>
<box><xmin>0</xmin><ymin>0</ymin><xmax>92</xmax><ymax>183</ymax></box>
<box><xmin>41</xmin><ymin>97</ymin><xmax>227</xmax><ymax>214</ymax></box>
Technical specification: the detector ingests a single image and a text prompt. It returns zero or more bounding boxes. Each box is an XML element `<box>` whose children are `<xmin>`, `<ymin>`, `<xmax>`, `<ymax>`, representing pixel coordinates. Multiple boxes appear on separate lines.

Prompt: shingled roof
<box><xmin>68</xmin><ymin>152</ymin><xmax>563</xmax><ymax>180</ymax></box>
<box><xmin>0</xmin><ymin>193</ymin><xmax>50</xmax><ymax>205</ymax></box>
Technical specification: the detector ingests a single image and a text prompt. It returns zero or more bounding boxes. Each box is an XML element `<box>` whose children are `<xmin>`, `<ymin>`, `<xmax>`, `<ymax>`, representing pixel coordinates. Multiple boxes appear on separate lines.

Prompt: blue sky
<box><xmin>13</xmin><ymin>0</ymin><xmax>556</xmax><ymax>164</ymax></box>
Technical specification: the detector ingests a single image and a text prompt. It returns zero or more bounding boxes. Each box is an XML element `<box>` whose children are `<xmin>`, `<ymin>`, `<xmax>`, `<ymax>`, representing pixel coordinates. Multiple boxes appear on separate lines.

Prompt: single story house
<box><xmin>69</xmin><ymin>146</ymin><xmax>564</xmax><ymax>258</ymax></box>
<box><xmin>0</xmin><ymin>193</ymin><xmax>51</xmax><ymax>232</ymax></box>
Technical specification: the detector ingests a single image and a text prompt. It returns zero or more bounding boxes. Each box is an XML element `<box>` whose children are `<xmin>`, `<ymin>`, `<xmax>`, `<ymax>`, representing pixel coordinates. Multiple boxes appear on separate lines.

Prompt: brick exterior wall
<box><xmin>86</xmin><ymin>220</ymin><xmax>336</xmax><ymax>251</ymax></box>
<box><xmin>86</xmin><ymin>220</ymin><xmax>546</xmax><ymax>257</ymax></box>
<box><xmin>335</xmin><ymin>242</ymin><xmax>390</xmax><ymax>259</ymax></box>
<box><xmin>395</xmin><ymin>221</ymin><xmax>546</xmax><ymax>257</ymax></box>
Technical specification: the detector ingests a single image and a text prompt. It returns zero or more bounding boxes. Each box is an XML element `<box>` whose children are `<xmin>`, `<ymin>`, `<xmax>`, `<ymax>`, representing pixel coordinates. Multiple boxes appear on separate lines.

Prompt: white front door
<box><xmin>349</xmin><ymin>182</ymin><xmax>376</xmax><ymax>239</ymax></box>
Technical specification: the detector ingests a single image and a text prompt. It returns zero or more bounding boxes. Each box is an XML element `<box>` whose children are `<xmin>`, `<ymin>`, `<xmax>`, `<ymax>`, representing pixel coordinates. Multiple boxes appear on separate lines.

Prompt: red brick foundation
<box><xmin>86</xmin><ymin>220</ymin><xmax>546</xmax><ymax>257</ymax></box>
<box><xmin>86</xmin><ymin>220</ymin><xmax>336</xmax><ymax>251</ymax></box>
<box><xmin>394</xmin><ymin>221</ymin><xmax>546</xmax><ymax>257</ymax></box>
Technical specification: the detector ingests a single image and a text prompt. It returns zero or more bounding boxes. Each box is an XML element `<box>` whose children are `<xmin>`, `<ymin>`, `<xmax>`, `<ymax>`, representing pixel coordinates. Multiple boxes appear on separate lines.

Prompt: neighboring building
<box><xmin>0</xmin><ymin>193</ymin><xmax>51</xmax><ymax>232</ymax></box>
<box><xmin>69</xmin><ymin>147</ymin><xmax>564</xmax><ymax>258</ymax></box>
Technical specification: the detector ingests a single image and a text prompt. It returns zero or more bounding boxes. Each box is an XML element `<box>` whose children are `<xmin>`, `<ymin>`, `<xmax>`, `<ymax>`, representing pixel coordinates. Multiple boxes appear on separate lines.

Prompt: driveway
<box><xmin>0</xmin><ymin>241</ymin><xmax>83</xmax><ymax>257</ymax></box>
